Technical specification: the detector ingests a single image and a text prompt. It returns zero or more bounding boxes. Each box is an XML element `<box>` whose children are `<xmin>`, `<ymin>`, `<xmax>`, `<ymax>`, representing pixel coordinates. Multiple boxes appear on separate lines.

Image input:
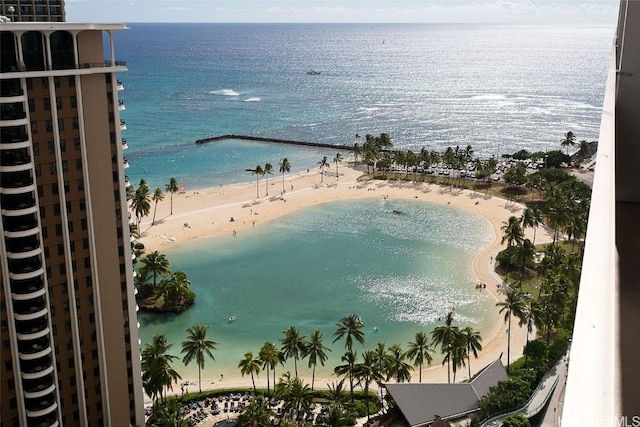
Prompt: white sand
<box><xmin>137</xmin><ymin>165</ymin><xmax>553</xmax><ymax>393</ymax></box>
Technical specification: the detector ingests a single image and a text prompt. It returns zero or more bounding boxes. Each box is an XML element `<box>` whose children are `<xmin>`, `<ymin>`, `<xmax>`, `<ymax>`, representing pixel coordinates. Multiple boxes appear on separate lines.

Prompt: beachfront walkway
<box><xmin>481</xmin><ymin>349</ymin><xmax>570</xmax><ymax>426</ymax></box>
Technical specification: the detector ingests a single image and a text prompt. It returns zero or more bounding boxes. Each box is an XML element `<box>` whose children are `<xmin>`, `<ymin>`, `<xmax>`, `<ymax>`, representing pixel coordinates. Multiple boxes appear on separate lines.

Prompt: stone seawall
<box><xmin>195</xmin><ymin>134</ymin><xmax>354</xmax><ymax>151</ymax></box>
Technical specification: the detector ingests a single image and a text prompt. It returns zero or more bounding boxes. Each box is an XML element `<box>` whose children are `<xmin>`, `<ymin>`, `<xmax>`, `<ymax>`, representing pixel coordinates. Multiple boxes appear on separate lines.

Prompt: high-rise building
<box><xmin>1</xmin><ymin>1</ymin><xmax>65</xmax><ymax>22</ymax></box>
<box><xmin>0</xmin><ymin>18</ymin><xmax>144</xmax><ymax>427</ymax></box>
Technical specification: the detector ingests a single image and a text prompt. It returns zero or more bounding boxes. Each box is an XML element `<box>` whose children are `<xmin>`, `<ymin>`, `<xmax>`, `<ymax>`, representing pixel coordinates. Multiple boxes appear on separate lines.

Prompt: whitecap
<box><xmin>208</xmin><ymin>89</ymin><xmax>240</xmax><ymax>96</ymax></box>
<box><xmin>243</xmin><ymin>97</ymin><xmax>261</xmax><ymax>102</ymax></box>
<box><xmin>469</xmin><ymin>94</ymin><xmax>506</xmax><ymax>100</ymax></box>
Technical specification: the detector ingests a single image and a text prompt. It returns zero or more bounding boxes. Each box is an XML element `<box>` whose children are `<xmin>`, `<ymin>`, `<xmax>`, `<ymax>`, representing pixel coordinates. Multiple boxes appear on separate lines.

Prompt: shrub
<box><xmin>502</xmin><ymin>413</ymin><xmax>531</xmax><ymax>427</ymax></box>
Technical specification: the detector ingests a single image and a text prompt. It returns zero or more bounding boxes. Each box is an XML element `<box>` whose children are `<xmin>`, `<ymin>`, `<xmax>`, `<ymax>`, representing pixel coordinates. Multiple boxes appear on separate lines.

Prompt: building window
<box><xmin>68</xmin><ymin>76</ymin><xmax>75</xmax><ymax>87</ymax></box>
<box><xmin>63</xmin><ymin>302</ymin><xmax>69</xmax><ymax>313</ymax></box>
<box><xmin>83</xmin><ymin>238</ymin><xmax>89</xmax><ymax>249</ymax></box>
<box><xmin>81</xmin><ymin>218</ymin><xmax>87</xmax><ymax>230</ymax></box>
<box><xmin>46</xmin><ymin>120</ymin><xmax>53</xmax><ymax>132</ymax></box>
<box><xmin>54</xmin><ymin>203</ymin><xmax>60</xmax><ymax>215</ymax></box>
<box><xmin>33</xmin><ymin>142</ymin><xmax>39</xmax><ymax>155</ymax></box>
<box><xmin>48</xmin><ymin>141</ymin><xmax>54</xmax><ymax>153</ymax></box>
<box><xmin>72</xmin><ymin>117</ymin><xmax>79</xmax><ymax>129</ymax></box>
<box><xmin>62</xmin><ymin>160</ymin><xmax>67</xmax><ymax>172</ymax></box>
<box><xmin>44</xmin><ymin>98</ymin><xmax>51</xmax><ymax>111</ymax></box>
<box><xmin>35</xmin><ymin>165</ymin><xmax>41</xmax><ymax>177</ymax></box>
<box><xmin>49</xmin><ymin>163</ymin><xmax>56</xmax><ymax>175</ymax></box>
<box><xmin>56</xmin><ymin>97</ymin><xmax>62</xmax><ymax>109</ymax></box>
<box><xmin>41</xmin><ymin>78</ymin><xmax>48</xmax><ymax>89</ymax></box>
<box><xmin>58</xmin><ymin>118</ymin><xmax>64</xmax><ymax>131</ymax></box>
<box><xmin>60</xmin><ymin>139</ymin><xmax>66</xmax><ymax>152</ymax></box>
<box><xmin>55</xmin><ymin>224</ymin><xmax>62</xmax><ymax>236</ymax></box>
<box><xmin>59</xmin><ymin>264</ymin><xmax>66</xmax><ymax>275</ymax></box>
<box><xmin>74</xmin><ymin>138</ymin><xmax>81</xmax><ymax>151</ymax></box>
<box><xmin>80</xmin><ymin>199</ymin><xmax>86</xmax><ymax>210</ymax></box>
<box><xmin>37</xmin><ymin>185</ymin><xmax>43</xmax><ymax>197</ymax></box>
<box><xmin>30</xmin><ymin>121</ymin><xmax>37</xmax><ymax>134</ymax></box>
<box><xmin>52</xmin><ymin>183</ymin><xmax>58</xmax><ymax>195</ymax></box>
<box><xmin>78</xmin><ymin>179</ymin><xmax>84</xmax><ymax>191</ymax></box>
<box><xmin>76</xmin><ymin>158</ymin><xmax>82</xmax><ymax>171</ymax></box>
<box><xmin>57</xmin><ymin>243</ymin><xmax>64</xmax><ymax>255</ymax></box>
<box><xmin>42</xmin><ymin>226</ymin><xmax>47</xmax><ymax>238</ymax></box>
<box><xmin>28</xmin><ymin>99</ymin><xmax>35</xmax><ymax>112</ymax></box>
<box><xmin>64</xmin><ymin>181</ymin><xmax>69</xmax><ymax>193</ymax></box>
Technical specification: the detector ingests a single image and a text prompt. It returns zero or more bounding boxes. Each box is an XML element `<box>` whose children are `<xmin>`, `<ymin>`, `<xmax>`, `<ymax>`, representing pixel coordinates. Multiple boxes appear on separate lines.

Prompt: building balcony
<box><xmin>1</xmin><ymin>192</ymin><xmax>36</xmax><ymax>212</ymax></box>
<box><xmin>9</xmin><ymin>266</ymin><xmax>44</xmax><ymax>283</ymax></box>
<box><xmin>26</xmin><ymin>414</ymin><xmax>59</xmax><ymax>427</ymax></box>
<box><xmin>120</xmin><ymin>119</ymin><xmax>127</xmax><ymax>131</ymax></box>
<box><xmin>15</xmin><ymin>316</ymin><xmax>49</xmax><ymax>338</ymax></box>
<box><xmin>1</xmin><ymin>169</ymin><xmax>34</xmax><ymax>188</ymax></box>
<box><xmin>18</xmin><ymin>336</ymin><xmax>50</xmax><ymax>357</ymax></box>
<box><xmin>117</xmin><ymin>80</ymin><xmax>124</xmax><ymax>91</ymax></box>
<box><xmin>12</xmin><ymin>286</ymin><xmax>46</xmax><ymax>302</ymax></box>
<box><xmin>10</xmin><ymin>276</ymin><xmax>44</xmax><ymax>297</ymax></box>
<box><xmin>8</xmin><ymin>254</ymin><xmax>42</xmax><ymax>275</ymax></box>
<box><xmin>25</xmin><ymin>394</ymin><xmax>57</xmax><ymax>419</ymax></box>
<box><xmin>13</xmin><ymin>295</ymin><xmax>46</xmax><ymax>317</ymax></box>
<box><xmin>122</xmin><ymin>138</ymin><xmax>128</xmax><ymax>149</ymax></box>
<box><xmin>125</xmin><ymin>175</ymin><xmax>131</xmax><ymax>187</ymax></box>
<box><xmin>0</xmin><ymin>147</ymin><xmax>31</xmax><ymax>166</ymax></box>
<box><xmin>23</xmin><ymin>374</ymin><xmax>55</xmax><ymax>399</ymax></box>
<box><xmin>3</xmin><ymin>213</ymin><xmax>39</xmax><ymax>235</ymax></box>
<box><xmin>123</xmin><ymin>156</ymin><xmax>129</xmax><ymax>169</ymax></box>
<box><xmin>20</xmin><ymin>356</ymin><xmax>53</xmax><ymax>379</ymax></box>
<box><xmin>118</xmin><ymin>99</ymin><xmax>125</xmax><ymax>111</ymax></box>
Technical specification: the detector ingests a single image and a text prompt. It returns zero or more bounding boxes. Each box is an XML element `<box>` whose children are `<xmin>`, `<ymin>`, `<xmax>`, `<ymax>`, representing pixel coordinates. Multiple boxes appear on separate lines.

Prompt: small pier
<box><xmin>195</xmin><ymin>134</ymin><xmax>354</xmax><ymax>151</ymax></box>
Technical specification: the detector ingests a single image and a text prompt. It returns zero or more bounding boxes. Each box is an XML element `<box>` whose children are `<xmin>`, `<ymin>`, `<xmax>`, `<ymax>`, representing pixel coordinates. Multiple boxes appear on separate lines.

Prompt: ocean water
<box><xmin>114</xmin><ymin>23</ymin><xmax>613</xmax><ymax>191</ymax></box>
<box><xmin>137</xmin><ymin>199</ymin><xmax>495</xmax><ymax>379</ymax></box>
<box><xmin>121</xmin><ymin>24</ymin><xmax>613</xmax><ymax>379</ymax></box>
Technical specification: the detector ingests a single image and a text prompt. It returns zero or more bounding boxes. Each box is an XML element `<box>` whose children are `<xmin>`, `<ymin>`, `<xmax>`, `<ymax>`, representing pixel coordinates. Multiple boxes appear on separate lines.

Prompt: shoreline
<box><xmin>137</xmin><ymin>165</ymin><xmax>553</xmax><ymax>395</ymax></box>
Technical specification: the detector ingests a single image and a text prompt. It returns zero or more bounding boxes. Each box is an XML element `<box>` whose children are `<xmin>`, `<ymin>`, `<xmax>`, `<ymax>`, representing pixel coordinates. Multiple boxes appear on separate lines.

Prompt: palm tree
<box><xmin>280</xmin><ymin>325</ymin><xmax>307</xmax><ymax>377</ymax></box>
<box><xmin>277</xmin><ymin>375</ymin><xmax>313</xmax><ymax>427</ymax></box>
<box><xmin>279</xmin><ymin>158</ymin><xmax>291</xmax><ymax>194</ymax></box>
<box><xmin>386</xmin><ymin>344</ymin><xmax>413</xmax><ymax>383</ymax></box>
<box><xmin>353</xmin><ymin>350</ymin><xmax>380</xmax><ymax>422</ymax></box>
<box><xmin>236</xmin><ymin>396</ymin><xmax>274</xmax><ymax>427</ymax></box>
<box><xmin>246</xmin><ymin>165</ymin><xmax>264</xmax><ymax>199</ymax></box>
<box><xmin>460</xmin><ymin>326</ymin><xmax>483</xmax><ymax>379</ymax></box>
<box><xmin>131</xmin><ymin>182</ymin><xmax>151</xmax><ymax>229</ymax></box>
<box><xmin>406</xmin><ymin>331</ymin><xmax>433</xmax><ymax>383</ymax></box>
<box><xmin>304</xmin><ymin>329</ymin><xmax>331</xmax><ymax>390</ymax></box>
<box><xmin>333</xmin><ymin>314</ymin><xmax>365</xmax><ymax>399</ymax></box>
<box><xmin>333</xmin><ymin>152</ymin><xmax>342</xmax><ymax>180</ymax></box>
<box><xmin>561</xmin><ymin>130</ymin><xmax>576</xmax><ymax>155</ymax></box>
<box><xmin>239</xmin><ymin>351</ymin><xmax>261</xmax><ymax>393</ymax></box>
<box><xmin>316</xmin><ymin>404</ymin><xmax>350</xmax><ymax>427</ymax></box>
<box><xmin>333</xmin><ymin>314</ymin><xmax>365</xmax><ymax>352</ymax></box>
<box><xmin>149</xmin><ymin>399</ymin><xmax>190</xmax><ymax>427</ymax></box>
<box><xmin>431</xmin><ymin>311</ymin><xmax>460</xmax><ymax>383</ymax></box>
<box><xmin>496</xmin><ymin>289</ymin><xmax>527</xmax><ymax>370</ymax></box>
<box><xmin>141</xmin><ymin>334</ymin><xmax>181</xmax><ymax>402</ymax></box>
<box><xmin>181</xmin><ymin>324</ymin><xmax>217</xmax><ymax>393</ymax></box>
<box><xmin>151</xmin><ymin>187</ymin><xmax>164</xmax><ymax>225</ymax></box>
<box><xmin>318</xmin><ymin>156</ymin><xmax>330</xmax><ymax>183</ymax></box>
<box><xmin>258</xmin><ymin>341</ymin><xmax>279</xmax><ymax>395</ymax></box>
<box><xmin>139</xmin><ymin>251</ymin><xmax>170</xmax><ymax>287</ymax></box>
<box><xmin>263</xmin><ymin>162</ymin><xmax>273</xmax><ymax>196</ymax></box>
<box><xmin>514</xmin><ymin>238</ymin><xmax>536</xmax><ymax>284</ymax></box>
<box><xmin>521</xmin><ymin>207</ymin><xmax>542</xmax><ymax>245</ymax></box>
<box><xmin>501</xmin><ymin>216</ymin><xmax>524</xmax><ymax>248</ymax></box>
<box><xmin>449</xmin><ymin>335</ymin><xmax>467</xmax><ymax>382</ymax></box>
<box><xmin>333</xmin><ymin>350</ymin><xmax>358</xmax><ymax>401</ymax></box>
<box><xmin>165</xmin><ymin>177</ymin><xmax>179</xmax><ymax>215</ymax></box>
<box><xmin>353</xmin><ymin>134</ymin><xmax>362</xmax><ymax>165</ymax></box>
<box><xmin>520</xmin><ymin>299</ymin><xmax>544</xmax><ymax>351</ymax></box>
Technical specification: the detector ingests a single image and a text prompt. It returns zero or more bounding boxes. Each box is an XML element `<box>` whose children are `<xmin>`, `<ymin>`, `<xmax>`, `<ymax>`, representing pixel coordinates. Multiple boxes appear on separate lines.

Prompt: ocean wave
<box><xmin>208</xmin><ymin>89</ymin><xmax>240</xmax><ymax>96</ymax></box>
<box><xmin>243</xmin><ymin>97</ymin><xmax>261</xmax><ymax>102</ymax></box>
<box><xmin>469</xmin><ymin>94</ymin><xmax>507</xmax><ymax>100</ymax></box>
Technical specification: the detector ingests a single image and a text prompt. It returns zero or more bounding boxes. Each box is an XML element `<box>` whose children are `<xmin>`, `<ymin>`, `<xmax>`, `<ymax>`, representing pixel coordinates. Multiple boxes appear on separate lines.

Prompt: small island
<box><xmin>135</xmin><ymin>250</ymin><xmax>195</xmax><ymax>313</ymax></box>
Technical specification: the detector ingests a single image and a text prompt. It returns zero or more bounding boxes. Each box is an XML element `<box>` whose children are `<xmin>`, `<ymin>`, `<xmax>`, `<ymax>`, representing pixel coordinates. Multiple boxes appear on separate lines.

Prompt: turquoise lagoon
<box><xmin>138</xmin><ymin>198</ymin><xmax>496</xmax><ymax>381</ymax></box>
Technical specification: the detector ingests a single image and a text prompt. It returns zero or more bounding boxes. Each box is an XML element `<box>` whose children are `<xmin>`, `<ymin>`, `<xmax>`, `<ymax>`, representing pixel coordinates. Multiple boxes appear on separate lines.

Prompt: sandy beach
<box><xmin>137</xmin><ymin>165</ymin><xmax>553</xmax><ymax>394</ymax></box>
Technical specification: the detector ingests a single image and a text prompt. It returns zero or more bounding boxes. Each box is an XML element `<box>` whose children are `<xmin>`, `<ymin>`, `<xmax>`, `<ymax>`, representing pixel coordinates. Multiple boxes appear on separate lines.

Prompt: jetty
<box><xmin>194</xmin><ymin>134</ymin><xmax>354</xmax><ymax>151</ymax></box>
